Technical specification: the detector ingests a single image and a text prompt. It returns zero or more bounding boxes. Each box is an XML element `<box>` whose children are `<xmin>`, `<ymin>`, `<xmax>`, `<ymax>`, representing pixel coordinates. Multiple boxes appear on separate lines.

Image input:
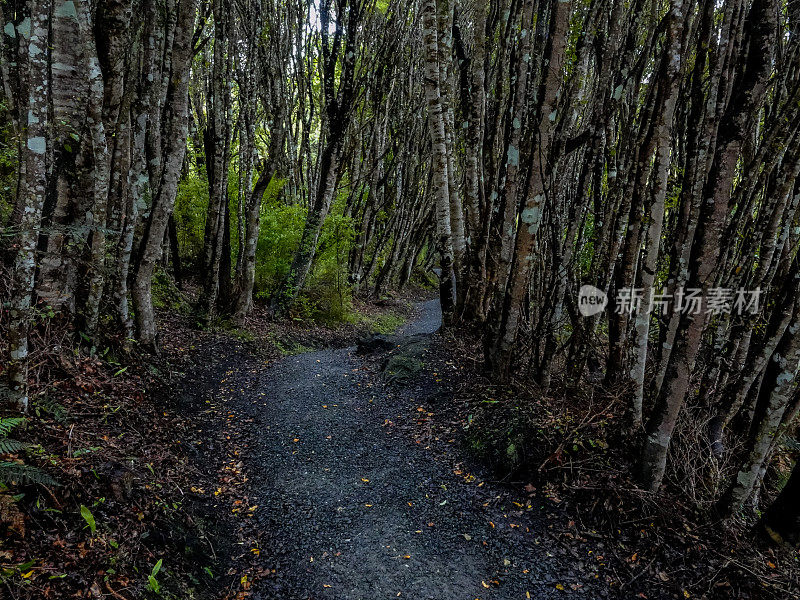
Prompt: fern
<box><xmin>31</xmin><ymin>397</ymin><xmax>68</xmax><ymax>422</ymax></box>
<box><xmin>0</xmin><ymin>417</ymin><xmax>28</xmax><ymax>455</ymax></box>
<box><xmin>0</xmin><ymin>418</ymin><xmax>25</xmax><ymax>438</ymax></box>
<box><xmin>0</xmin><ymin>417</ymin><xmax>57</xmax><ymax>487</ymax></box>
<box><xmin>0</xmin><ymin>439</ymin><xmax>29</xmax><ymax>454</ymax></box>
<box><xmin>0</xmin><ymin>462</ymin><xmax>59</xmax><ymax>487</ymax></box>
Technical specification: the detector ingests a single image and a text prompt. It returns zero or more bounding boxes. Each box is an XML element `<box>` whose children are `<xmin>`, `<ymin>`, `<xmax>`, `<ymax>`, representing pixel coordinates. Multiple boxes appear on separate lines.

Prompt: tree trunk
<box><xmin>131</xmin><ymin>0</ymin><xmax>197</xmax><ymax>350</ymax></box>
<box><xmin>488</xmin><ymin>0</ymin><xmax>571</xmax><ymax>378</ymax></box>
<box><xmin>5</xmin><ymin>0</ymin><xmax>52</xmax><ymax>411</ymax></box>
<box><xmin>421</xmin><ymin>0</ymin><xmax>456</xmax><ymax>324</ymax></box>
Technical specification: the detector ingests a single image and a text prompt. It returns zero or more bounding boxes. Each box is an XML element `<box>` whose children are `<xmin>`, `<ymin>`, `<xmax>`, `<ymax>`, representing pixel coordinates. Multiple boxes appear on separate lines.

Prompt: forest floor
<box><xmin>174</xmin><ymin>298</ymin><xmax>799</xmax><ymax>600</ymax></box>
<box><xmin>172</xmin><ymin>300</ymin><xmax>621</xmax><ymax>599</ymax></box>
<box><xmin>3</xmin><ymin>295</ymin><xmax>797</xmax><ymax>599</ymax></box>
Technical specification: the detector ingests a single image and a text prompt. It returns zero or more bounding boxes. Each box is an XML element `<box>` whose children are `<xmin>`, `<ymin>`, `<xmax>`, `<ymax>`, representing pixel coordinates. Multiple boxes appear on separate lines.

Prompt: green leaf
<box><xmin>80</xmin><ymin>505</ymin><xmax>96</xmax><ymax>535</ymax></box>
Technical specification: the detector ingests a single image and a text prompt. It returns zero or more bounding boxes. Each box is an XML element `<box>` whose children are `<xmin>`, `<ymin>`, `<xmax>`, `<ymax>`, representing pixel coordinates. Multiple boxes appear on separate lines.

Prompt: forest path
<box><xmin>203</xmin><ymin>301</ymin><xmax>606</xmax><ymax>600</ymax></box>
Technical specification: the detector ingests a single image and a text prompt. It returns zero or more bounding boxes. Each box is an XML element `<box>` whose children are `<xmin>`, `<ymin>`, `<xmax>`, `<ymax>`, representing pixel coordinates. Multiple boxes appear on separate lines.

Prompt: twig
<box><xmin>105</xmin><ymin>581</ymin><xmax>132</xmax><ymax>600</ymax></box>
<box><xmin>619</xmin><ymin>556</ymin><xmax>657</xmax><ymax>590</ymax></box>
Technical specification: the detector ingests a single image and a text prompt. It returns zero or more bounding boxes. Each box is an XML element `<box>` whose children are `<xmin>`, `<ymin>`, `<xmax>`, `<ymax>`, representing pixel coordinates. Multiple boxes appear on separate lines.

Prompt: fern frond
<box><xmin>0</xmin><ymin>462</ymin><xmax>59</xmax><ymax>487</ymax></box>
<box><xmin>782</xmin><ymin>437</ymin><xmax>800</xmax><ymax>453</ymax></box>
<box><xmin>31</xmin><ymin>397</ymin><xmax>67</xmax><ymax>422</ymax></box>
<box><xmin>0</xmin><ymin>439</ymin><xmax>30</xmax><ymax>454</ymax></box>
<box><xmin>0</xmin><ymin>418</ymin><xmax>25</xmax><ymax>437</ymax></box>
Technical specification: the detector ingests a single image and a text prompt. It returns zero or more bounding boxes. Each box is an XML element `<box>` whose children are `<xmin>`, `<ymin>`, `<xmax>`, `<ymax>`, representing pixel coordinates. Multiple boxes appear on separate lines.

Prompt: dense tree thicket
<box><xmin>2</xmin><ymin>0</ymin><xmax>800</xmax><ymax>544</ymax></box>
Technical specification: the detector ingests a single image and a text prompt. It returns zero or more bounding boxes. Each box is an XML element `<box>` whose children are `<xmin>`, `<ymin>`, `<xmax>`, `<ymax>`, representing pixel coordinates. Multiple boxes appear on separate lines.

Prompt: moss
<box><xmin>382</xmin><ymin>337</ymin><xmax>428</xmax><ymax>384</ymax></box>
<box><xmin>384</xmin><ymin>354</ymin><xmax>424</xmax><ymax>383</ymax></box>
<box><xmin>151</xmin><ymin>269</ymin><xmax>190</xmax><ymax>313</ymax></box>
<box><xmin>267</xmin><ymin>333</ymin><xmax>314</xmax><ymax>356</ymax></box>
<box><xmin>366</xmin><ymin>312</ymin><xmax>406</xmax><ymax>334</ymax></box>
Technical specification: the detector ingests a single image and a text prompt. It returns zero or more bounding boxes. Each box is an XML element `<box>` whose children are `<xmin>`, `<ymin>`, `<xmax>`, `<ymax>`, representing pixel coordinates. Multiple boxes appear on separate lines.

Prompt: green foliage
<box><xmin>0</xmin><ymin>98</ymin><xmax>17</xmax><ymax>226</ymax></box>
<box><xmin>173</xmin><ymin>173</ymin><xmax>210</xmax><ymax>266</ymax></box>
<box><xmin>0</xmin><ymin>417</ymin><xmax>25</xmax><ymax>437</ymax></box>
<box><xmin>295</xmin><ymin>193</ymin><xmax>357</xmax><ymax>324</ymax></box>
<box><xmin>0</xmin><ymin>418</ymin><xmax>58</xmax><ymax>487</ymax></box>
<box><xmin>0</xmin><ymin>462</ymin><xmax>58</xmax><ymax>487</ymax></box>
<box><xmin>365</xmin><ymin>312</ymin><xmax>406</xmax><ymax>334</ymax></box>
<box><xmin>80</xmin><ymin>504</ymin><xmax>97</xmax><ymax>535</ymax></box>
<box><xmin>0</xmin><ymin>438</ymin><xmax>29</xmax><ymax>454</ymax></box>
<box><xmin>254</xmin><ymin>177</ymin><xmax>303</xmax><ymax>297</ymax></box>
<box><xmin>31</xmin><ymin>396</ymin><xmax>68</xmax><ymax>422</ymax></box>
<box><xmin>148</xmin><ymin>558</ymin><xmax>163</xmax><ymax>593</ymax></box>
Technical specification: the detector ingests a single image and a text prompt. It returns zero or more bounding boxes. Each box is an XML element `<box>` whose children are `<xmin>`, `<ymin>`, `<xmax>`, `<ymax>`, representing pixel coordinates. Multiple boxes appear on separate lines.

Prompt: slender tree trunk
<box><xmin>77</xmin><ymin>0</ymin><xmax>112</xmax><ymax>337</ymax></box>
<box><xmin>629</xmin><ymin>0</ymin><xmax>685</xmax><ymax>429</ymax></box>
<box><xmin>488</xmin><ymin>0</ymin><xmax>571</xmax><ymax>378</ymax></box>
<box><xmin>131</xmin><ymin>0</ymin><xmax>197</xmax><ymax>350</ymax></box>
<box><xmin>639</xmin><ymin>0</ymin><xmax>778</xmax><ymax>491</ymax></box>
<box><xmin>721</xmin><ymin>288</ymin><xmax>800</xmax><ymax>514</ymax></box>
<box><xmin>421</xmin><ymin>0</ymin><xmax>456</xmax><ymax>324</ymax></box>
<box><xmin>5</xmin><ymin>0</ymin><xmax>52</xmax><ymax>411</ymax></box>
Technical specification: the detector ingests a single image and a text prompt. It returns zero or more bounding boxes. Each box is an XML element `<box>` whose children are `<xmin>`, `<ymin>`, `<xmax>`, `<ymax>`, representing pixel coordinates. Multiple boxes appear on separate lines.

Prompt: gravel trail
<box><xmin>210</xmin><ymin>302</ymin><xmax>609</xmax><ymax>599</ymax></box>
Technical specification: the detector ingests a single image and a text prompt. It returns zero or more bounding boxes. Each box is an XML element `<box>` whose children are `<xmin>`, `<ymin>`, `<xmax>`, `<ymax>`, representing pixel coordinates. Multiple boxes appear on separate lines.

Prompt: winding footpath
<box><xmin>196</xmin><ymin>301</ymin><xmax>611</xmax><ymax>599</ymax></box>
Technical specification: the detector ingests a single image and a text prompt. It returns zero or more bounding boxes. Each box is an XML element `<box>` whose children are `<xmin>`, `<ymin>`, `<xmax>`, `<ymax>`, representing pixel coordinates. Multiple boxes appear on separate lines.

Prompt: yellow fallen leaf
<box><xmin>556</xmin><ymin>583</ymin><xmax>565</xmax><ymax>591</ymax></box>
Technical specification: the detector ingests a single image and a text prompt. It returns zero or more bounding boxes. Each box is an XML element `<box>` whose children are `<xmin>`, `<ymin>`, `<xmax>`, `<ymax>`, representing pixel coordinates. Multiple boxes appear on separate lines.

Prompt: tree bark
<box><xmin>131</xmin><ymin>0</ymin><xmax>197</xmax><ymax>350</ymax></box>
<box><xmin>421</xmin><ymin>0</ymin><xmax>456</xmax><ymax>324</ymax></box>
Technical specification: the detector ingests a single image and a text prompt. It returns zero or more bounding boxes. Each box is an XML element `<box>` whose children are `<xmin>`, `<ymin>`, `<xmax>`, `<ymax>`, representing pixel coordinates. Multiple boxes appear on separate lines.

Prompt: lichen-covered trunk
<box><xmin>421</xmin><ymin>0</ymin><xmax>455</xmax><ymax>324</ymax></box>
<box><xmin>629</xmin><ymin>1</ymin><xmax>685</xmax><ymax>429</ymax></box>
<box><xmin>721</xmin><ymin>289</ymin><xmax>800</xmax><ymax>514</ymax></box>
<box><xmin>5</xmin><ymin>0</ymin><xmax>52</xmax><ymax>411</ymax></box>
<box><xmin>639</xmin><ymin>0</ymin><xmax>777</xmax><ymax>491</ymax></box>
<box><xmin>131</xmin><ymin>0</ymin><xmax>197</xmax><ymax>349</ymax></box>
<box><xmin>76</xmin><ymin>0</ymin><xmax>112</xmax><ymax>337</ymax></box>
<box><xmin>488</xmin><ymin>0</ymin><xmax>571</xmax><ymax>378</ymax></box>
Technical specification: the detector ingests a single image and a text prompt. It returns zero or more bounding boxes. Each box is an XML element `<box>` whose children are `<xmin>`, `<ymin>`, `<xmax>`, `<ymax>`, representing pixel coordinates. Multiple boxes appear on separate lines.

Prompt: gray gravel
<box><xmin>213</xmin><ymin>302</ymin><xmax>612</xmax><ymax>599</ymax></box>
